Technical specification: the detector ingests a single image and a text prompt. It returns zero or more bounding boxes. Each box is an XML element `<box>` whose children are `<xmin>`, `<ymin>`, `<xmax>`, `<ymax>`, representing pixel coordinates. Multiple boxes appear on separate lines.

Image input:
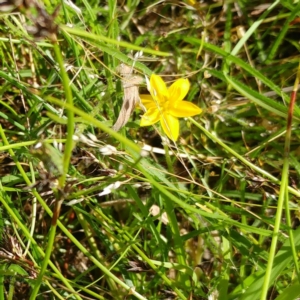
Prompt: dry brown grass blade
<box><xmin>112</xmin><ymin>63</ymin><xmax>143</xmax><ymax>131</ymax></box>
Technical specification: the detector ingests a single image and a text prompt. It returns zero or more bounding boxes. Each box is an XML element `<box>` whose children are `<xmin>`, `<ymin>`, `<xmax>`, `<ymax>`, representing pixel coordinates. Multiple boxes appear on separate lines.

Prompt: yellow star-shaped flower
<box><xmin>140</xmin><ymin>74</ymin><xmax>202</xmax><ymax>141</ymax></box>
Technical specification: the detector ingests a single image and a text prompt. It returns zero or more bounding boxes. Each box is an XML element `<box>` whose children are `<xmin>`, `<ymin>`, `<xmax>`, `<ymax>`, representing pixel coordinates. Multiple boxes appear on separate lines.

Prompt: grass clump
<box><xmin>0</xmin><ymin>1</ymin><xmax>300</xmax><ymax>299</ymax></box>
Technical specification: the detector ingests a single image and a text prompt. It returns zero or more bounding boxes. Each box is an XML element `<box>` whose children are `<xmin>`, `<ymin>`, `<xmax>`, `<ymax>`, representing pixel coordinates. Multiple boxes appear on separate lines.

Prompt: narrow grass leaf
<box><xmin>230</xmin><ymin>226</ymin><xmax>300</xmax><ymax>300</ymax></box>
<box><xmin>274</xmin><ymin>283</ymin><xmax>300</xmax><ymax>300</ymax></box>
<box><xmin>224</xmin><ymin>74</ymin><xmax>292</xmax><ymax>120</ymax></box>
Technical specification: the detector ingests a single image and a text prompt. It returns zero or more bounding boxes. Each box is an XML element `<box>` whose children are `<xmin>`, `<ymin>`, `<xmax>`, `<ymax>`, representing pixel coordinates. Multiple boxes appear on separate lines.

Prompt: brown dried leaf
<box><xmin>112</xmin><ymin>63</ymin><xmax>143</xmax><ymax>131</ymax></box>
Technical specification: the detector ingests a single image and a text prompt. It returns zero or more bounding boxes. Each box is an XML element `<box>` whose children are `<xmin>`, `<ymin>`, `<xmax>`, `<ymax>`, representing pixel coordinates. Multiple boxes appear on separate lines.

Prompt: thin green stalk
<box><xmin>29</xmin><ymin>220</ymin><xmax>58</xmax><ymax>300</ymax></box>
<box><xmin>260</xmin><ymin>62</ymin><xmax>300</xmax><ymax>300</ymax></box>
<box><xmin>30</xmin><ymin>36</ymin><xmax>75</xmax><ymax>300</ymax></box>
<box><xmin>260</xmin><ymin>160</ymin><xmax>289</xmax><ymax>300</ymax></box>
<box><xmin>23</xmin><ymin>161</ymin><xmax>36</xmax><ymax>257</ymax></box>
<box><xmin>218</xmin><ymin>236</ymin><xmax>231</xmax><ymax>300</ymax></box>
<box><xmin>8</xmin><ymin>275</ymin><xmax>15</xmax><ymax>300</ymax></box>
<box><xmin>266</xmin><ymin>2</ymin><xmax>300</xmax><ymax>63</ymax></box>
<box><xmin>0</xmin><ymin>264</ymin><xmax>5</xmax><ymax>300</ymax></box>
<box><xmin>284</xmin><ymin>184</ymin><xmax>300</xmax><ymax>281</ymax></box>
<box><xmin>222</xmin><ymin>1</ymin><xmax>232</xmax><ymax>74</ymax></box>
<box><xmin>0</xmin><ymin>139</ymin><xmax>66</xmax><ymax>152</ymax></box>
<box><xmin>161</xmin><ymin>193</ymin><xmax>189</xmax><ymax>287</ymax></box>
<box><xmin>60</xmin><ymin>25</ymin><xmax>170</xmax><ymax>57</ymax></box>
<box><xmin>45</xmin><ymin>280</ymin><xmax>65</xmax><ymax>300</ymax></box>
<box><xmin>53</xmin><ymin>43</ymin><xmax>74</xmax><ymax>188</ymax></box>
<box><xmin>51</xmin><ymin>279</ymin><xmax>105</xmax><ymax>300</ymax></box>
<box><xmin>231</xmin><ymin>0</ymin><xmax>279</xmax><ymax>56</ymax></box>
<box><xmin>240</xmin><ymin>179</ymin><xmax>247</xmax><ymax>233</ymax></box>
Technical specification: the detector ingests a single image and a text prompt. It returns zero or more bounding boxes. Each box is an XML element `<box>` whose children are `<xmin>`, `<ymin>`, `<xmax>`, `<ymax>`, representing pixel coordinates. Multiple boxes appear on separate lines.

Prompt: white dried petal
<box><xmin>140</xmin><ymin>149</ymin><xmax>149</xmax><ymax>157</ymax></box>
<box><xmin>64</xmin><ymin>0</ymin><xmax>82</xmax><ymax>13</ymax></box>
<box><xmin>98</xmin><ymin>188</ymin><xmax>110</xmax><ymax>196</ymax></box>
<box><xmin>78</xmin><ymin>134</ymin><xmax>89</xmax><ymax>143</ymax></box>
<box><xmin>53</xmin><ymin>140</ymin><xmax>58</xmax><ymax>149</ymax></box>
<box><xmin>134</xmin><ymin>51</ymin><xmax>143</xmax><ymax>59</ymax></box>
<box><xmin>34</xmin><ymin>142</ymin><xmax>42</xmax><ymax>149</ymax></box>
<box><xmin>87</xmin><ymin>133</ymin><xmax>98</xmax><ymax>142</ymax></box>
<box><xmin>65</xmin><ymin>198</ymin><xmax>84</xmax><ymax>206</ymax></box>
<box><xmin>132</xmin><ymin>182</ymin><xmax>152</xmax><ymax>189</ymax></box>
<box><xmin>99</xmin><ymin>181</ymin><xmax>121</xmax><ymax>196</ymax></box>
<box><xmin>143</xmin><ymin>183</ymin><xmax>152</xmax><ymax>189</ymax></box>
<box><xmin>99</xmin><ymin>145</ymin><xmax>117</xmax><ymax>155</ymax></box>
<box><xmin>132</xmin><ymin>183</ymin><xmax>141</xmax><ymax>188</ymax></box>
<box><xmin>149</xmin><ymin>205</ymin><xmax>168</xmax><ymax>225</ymax></box>
<box><xmin>145</xmin><ymin>75</ymin><xmax>151</xmax><ymax>92</ymax></box>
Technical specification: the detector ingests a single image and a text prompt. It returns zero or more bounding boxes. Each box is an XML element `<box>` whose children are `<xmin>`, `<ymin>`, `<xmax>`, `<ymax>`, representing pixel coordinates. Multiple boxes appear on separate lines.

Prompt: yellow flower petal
<box><xmin>170</xmin><ymin>101</ymin><xmax>202</xmax><ymax>117</ymax></box>
<box><xmin>140</xmin><ymin>107</ymin><xmax>161</xmax><ymax>126</ymax></box>
<box><xmin>168</xmin><ymin>78</ymin><xmax>190</xmax><ymax>102</ymax></box>
<box><xmin>160</xmin><ymin>113</ymin><xmax>179</xmax><ymax>141</ymax></box>
<box><xmin>150</xmin><ymin>74</ymin><xmax>169</xmax><ymax>103</ymax></box>
<box><xmin>140</xmin><ymin>94</ymin><xmax>154</xmax><ymax>103</ymax></box>
<box><xmin>139</xmin><ymin>73</ymin><xmax>200</xmax><ymax>141</ymax></box>
<box><xmin>140</xmin><ymin>94</ymin><xmax>156</xmax><ymax>110</ymax></box>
